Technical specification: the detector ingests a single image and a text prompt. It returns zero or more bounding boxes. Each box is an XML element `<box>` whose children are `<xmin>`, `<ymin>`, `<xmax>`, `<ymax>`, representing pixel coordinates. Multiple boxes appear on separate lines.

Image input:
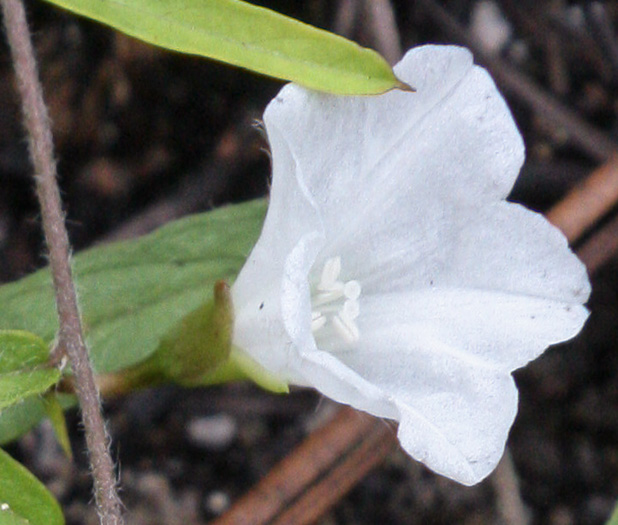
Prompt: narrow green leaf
<box><xmin>42</xmin><ymin>395</ymin><xmax>72</xmax><ymax>460</ymax></box>
<box><xmin>41</xmin><ymin>0</ymin><xmax>402</xmax><ymax>95</ymax></box>
<box><xmin>0</xmin><ymin>395</ymin><xmax>76</xmax><ymax>446</ymax></box>
<box><xmin>0</xmin><ymin>448</ymin><xmax>64</xmax><ymax>525</ymax></box>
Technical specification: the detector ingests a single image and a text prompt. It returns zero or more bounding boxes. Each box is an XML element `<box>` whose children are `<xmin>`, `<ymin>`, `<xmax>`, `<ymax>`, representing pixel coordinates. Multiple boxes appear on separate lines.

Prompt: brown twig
<box><xmin>501</xmin><ymin>0</ymin><xmax>611</xmax><ymax>84</ymax></box>
<box><xmin>212</xmin><ymin>407</ymin><xmax>397</xmax><ymax>525</ymax></box>
<box><xmin>576</xmin><ymin>213</ymin><xmax>618</xmax><ymax>274</ymax></box>
<box><xmin>415</xmin><ymin>0</ymin><xmax>618</xmax><ymax>162</ymax></box>
<box><xmin>0</xmin><ymin>1</ymin><xmax>123</xmax><ymax>523</ymax></box>
<box><xmin>545</xmin><ymin>0</ymin><xmax>569</xmax><ymax>96</ymax></box>
<box><xmin>546</xmin><ymin>154</ymin><xmax>618</xmax><ymax>243</ymax></box>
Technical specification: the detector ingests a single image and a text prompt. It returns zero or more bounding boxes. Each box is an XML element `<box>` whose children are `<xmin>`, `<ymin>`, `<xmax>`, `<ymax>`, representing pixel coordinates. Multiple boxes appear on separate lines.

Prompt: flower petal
<box><xmin>359</xmin><ymin>288</ymin><xmax>588</xmax><ymax>372</ymax></box>
<box><xmin>263</xmin><ymin>44</ymin><xmax>525</xmax><ymax>263</ymax></box>
<box><xmin>331</xmin><ymin>199</ymin><xmax>589</xmax><ymax>316</ymax></box>
<box><xmin>335</xmin><ymin>325</ymin><xmax>518</xmax><ymax>485</ymax></box>
<box><xmin>232</xmin><ymin>118</ymin><xmax>325</xmax><ymax>377</ymax></box>
<box><xmin>294</xmin><ymin>324</ymin><xmax>518</xmax><ymax>485</ymax></box>
<box><xmin>442</xmin><ymin>202</ymin><xmax>591</xmax><ymax>303</ymax></box>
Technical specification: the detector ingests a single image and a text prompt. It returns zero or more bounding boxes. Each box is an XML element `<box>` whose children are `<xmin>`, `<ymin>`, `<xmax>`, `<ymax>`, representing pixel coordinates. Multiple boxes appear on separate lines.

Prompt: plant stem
<box><xmin>0</xmin><ymin>2</ymin><xmax>123</xmax><ymax>523</ymax></box>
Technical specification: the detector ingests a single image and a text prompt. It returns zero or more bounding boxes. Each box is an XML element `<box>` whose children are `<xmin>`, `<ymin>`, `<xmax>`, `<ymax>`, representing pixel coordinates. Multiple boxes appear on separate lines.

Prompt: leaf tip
<box><xmin>393</xmin><ymin>78</ymin><xmax>416</xmax><ymax>93</ymax></box>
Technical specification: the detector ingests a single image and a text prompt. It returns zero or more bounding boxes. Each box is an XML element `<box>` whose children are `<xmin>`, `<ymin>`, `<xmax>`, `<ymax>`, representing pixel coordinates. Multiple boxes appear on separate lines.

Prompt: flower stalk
<box><xmin>0</xmin><ymin>1</ymin><xmax>123</xmax><ymax>522</ymax></box>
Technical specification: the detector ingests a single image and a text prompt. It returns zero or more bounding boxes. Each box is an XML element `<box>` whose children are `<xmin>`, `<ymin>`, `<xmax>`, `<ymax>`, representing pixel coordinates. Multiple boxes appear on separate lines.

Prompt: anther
<box><xmin>318</xmin><ymin>256</ymin><xmax>342</xmax><ymax>290</ymax></box>
<box><xmin>311</xmin><ymin>257</ymin><xmax>362</xmax><ymax>345</ymax></box>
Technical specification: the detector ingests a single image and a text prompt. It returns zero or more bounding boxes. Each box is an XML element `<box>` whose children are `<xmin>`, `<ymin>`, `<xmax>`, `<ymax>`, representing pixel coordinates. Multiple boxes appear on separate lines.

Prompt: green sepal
<box><xmin>214</xmin><ymin>346</ymin><xmax>288</xmax><ymax>393</ymax></box>
<box><xmin>98</xmin><ymin>280</ymin><xmax>235</xmax><ymax>394</ymax></box>
<box><xmin>0</xmin><ymin>448</ymin><xmax>65</xmax><ymax>525</ymax></box>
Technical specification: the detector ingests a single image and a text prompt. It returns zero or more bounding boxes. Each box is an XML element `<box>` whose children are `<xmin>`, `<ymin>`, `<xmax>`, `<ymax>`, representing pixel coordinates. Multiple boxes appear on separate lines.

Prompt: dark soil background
<box><xmin>1</xmin><ymin>1</ymin><xmax>618</xmax><ymax>524</ymax></box>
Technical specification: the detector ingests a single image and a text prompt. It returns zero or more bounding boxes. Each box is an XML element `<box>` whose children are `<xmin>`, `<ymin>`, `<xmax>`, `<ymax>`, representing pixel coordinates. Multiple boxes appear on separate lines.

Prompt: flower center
<box><xmin>311</xmin><ymin>256</ymin><xmax>361</xmax><ymax>344</ymax></box>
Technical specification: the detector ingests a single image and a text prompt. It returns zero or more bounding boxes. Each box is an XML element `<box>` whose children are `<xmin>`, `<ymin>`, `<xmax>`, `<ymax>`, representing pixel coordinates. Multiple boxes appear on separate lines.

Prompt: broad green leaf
<box><xmin>0</xmin><ymin>331</ymin><xmax>60</xmax><ymax>411</ymax></box>
<box><xmin>0</xmin><ymin>331</ymin><xmax>49</xmax><ymax>373</ymax></box>
<box><xmin>42</xmin><ymin>0</ymin><xmax>402</xmax><ymax>95</ymax></box>
<box><xmin>0</xmin><ymin>370</ymin><xmax>60</xmax><ymax>411</ymax></box>
<box><xmin>0</xmin><ymin>199</ymin><xmax>267</xmax><ymax>374</ymax></box>
<box><xmin>0</xmin><ymin>200</ymin><xmax>265</xmax><ymax>440</ymax></box>
<box><xmin>0</xmin><ymin>509</ymin><xmax>29</xmax><ymax>525</ymax></box>
<box><xmin>0</xmin><ymin>448</ymin><xmax>64</xmax><ymax>525</ymax></box>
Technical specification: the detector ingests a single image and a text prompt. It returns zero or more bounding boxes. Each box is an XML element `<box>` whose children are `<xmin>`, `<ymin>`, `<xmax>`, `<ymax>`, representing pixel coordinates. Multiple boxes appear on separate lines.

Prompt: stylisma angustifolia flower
<box><xmin>231</xmin><ymin>45</ymin><xmax>590</xmax><ymax>485</ymax></box>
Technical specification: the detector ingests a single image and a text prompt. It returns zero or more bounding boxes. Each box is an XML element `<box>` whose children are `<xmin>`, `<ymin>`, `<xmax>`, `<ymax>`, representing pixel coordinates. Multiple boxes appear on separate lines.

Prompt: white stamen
<box><xmin>332</xmin><ymin>313</ymin><xmax>360</xmax><ymax>344</ymax></box>
<box><xmin>341</xmin><ymin>299</ymin><xmax>360</xmax><ymax>320</ymax></box>
<box><xmin>311</xmin><ymin>312</ymin><xmax>326</xmax><ymax>331</ymax></box>
<box><xmin>318</xmin><ymin>256</ymin><xmax>342</xmax><ymax>290</ymax></box>
<box><xmin>343</xmin><ymin>280</ymin><xmax>361</xmax><ymax>300</ymax></box>
<box><xmin>312</xmin><ymin>286</ymin><xmax>344</xmax><ymax>307</ymax></box>
<box><xmin>311</xmin><ymin>257</ymin><xmax>362</xmax><ymax>345</ymax></box>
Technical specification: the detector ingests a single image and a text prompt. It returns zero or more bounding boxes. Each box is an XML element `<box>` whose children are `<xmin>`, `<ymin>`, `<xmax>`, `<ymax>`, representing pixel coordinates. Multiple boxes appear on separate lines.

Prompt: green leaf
<box><xmin>0</xmin><ymin>370</ymin><xmax>60</xmax><ymax>411</ymax></box>
<box><xmin>0</xmin><ymin>448</ymin><xmax>64</xmax><ymax>525</ymax></box>
<box><xmin>0</xmin><ymin>509</ymin><xmax>29</xmax><ymax>525</ymax></box>
<box><xmin>0</xmin><ymin>395</ymin><xmax>75</xmax><ymax>446</ymax></box>
<box><xmin>0</xmin><ymin>331</ymin><xmax>49</xmax><ymax>373</ymax></box>
<box><xmin>0</xmin><ymin>331</ymin><xmax>60</xmax><ymax>411</ymax></box>
<box><xmin>41</xmin><ymin>0</ymin><xmax>402</xmax><ymax>95</ymax></box>
<box><xmin>0</xmin><ymin>200</ymin><xmax>265</xmax><ymax>440</ymax></box>
<box><xmin>42</xmin><ymin>395</ymin><xmax>72</xmax><ymax>460</ymax></box>
<box><xmin>0</xmin><ymin>199</ymin><xmax>266</xmax><ymax>374</ymax></box>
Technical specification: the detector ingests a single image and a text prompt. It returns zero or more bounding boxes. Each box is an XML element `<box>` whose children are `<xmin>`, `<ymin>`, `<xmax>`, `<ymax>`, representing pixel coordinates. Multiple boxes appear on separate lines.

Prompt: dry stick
<box><xmin>212</xmin><ymin>407</ymin><xmax>397</xmax><ymax>525</ymax></box>
<box><xmin>546</xmin><ymin>154</ymin><xmax>618</xmax><ymax>243</ymax></box>
<box><xmin>0</xmin><ymin>1</ymin><xmax>123</xmax><ymax>524</ymax></box>
<box><xmin>416</xmin><ymin>0</ymin><xmax>618</xmax><ymax>163</ymax></box>
<box><xmin>576</xmin><ymin>213</ymin><xmax>618</xmax><ymax>274</ymax></box>
<box><xmin>586</xmin><ymin>2</ymin><xmax>618</xmax><ymax>76</ymax></box>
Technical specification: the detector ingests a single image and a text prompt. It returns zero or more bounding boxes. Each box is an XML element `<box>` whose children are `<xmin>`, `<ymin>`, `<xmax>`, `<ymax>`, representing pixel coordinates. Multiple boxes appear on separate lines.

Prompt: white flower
<box><xmin>231</xmin><ymin>45</ymin><xmax>590</xmax><ymax>485</ymax></box>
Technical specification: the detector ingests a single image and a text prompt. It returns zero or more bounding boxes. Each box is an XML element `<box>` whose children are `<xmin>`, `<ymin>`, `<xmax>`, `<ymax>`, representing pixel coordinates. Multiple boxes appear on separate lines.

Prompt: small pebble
<box><xmin>187</xmin><ymin>414</ymin><xmax>237</xmax><ymax>450</ymax></box>
<box><xmin>204</xmin><ymin>490</ymin><xmax>230</xmax><ymax>515</ymax></box>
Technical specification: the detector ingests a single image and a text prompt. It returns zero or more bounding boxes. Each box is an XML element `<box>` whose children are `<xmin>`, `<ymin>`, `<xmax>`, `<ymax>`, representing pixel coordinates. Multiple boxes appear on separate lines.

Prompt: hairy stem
<box><xmin>0</xmin><ymin>1</ymin><xmax>123</xmax><ymax>523</ymax></box>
